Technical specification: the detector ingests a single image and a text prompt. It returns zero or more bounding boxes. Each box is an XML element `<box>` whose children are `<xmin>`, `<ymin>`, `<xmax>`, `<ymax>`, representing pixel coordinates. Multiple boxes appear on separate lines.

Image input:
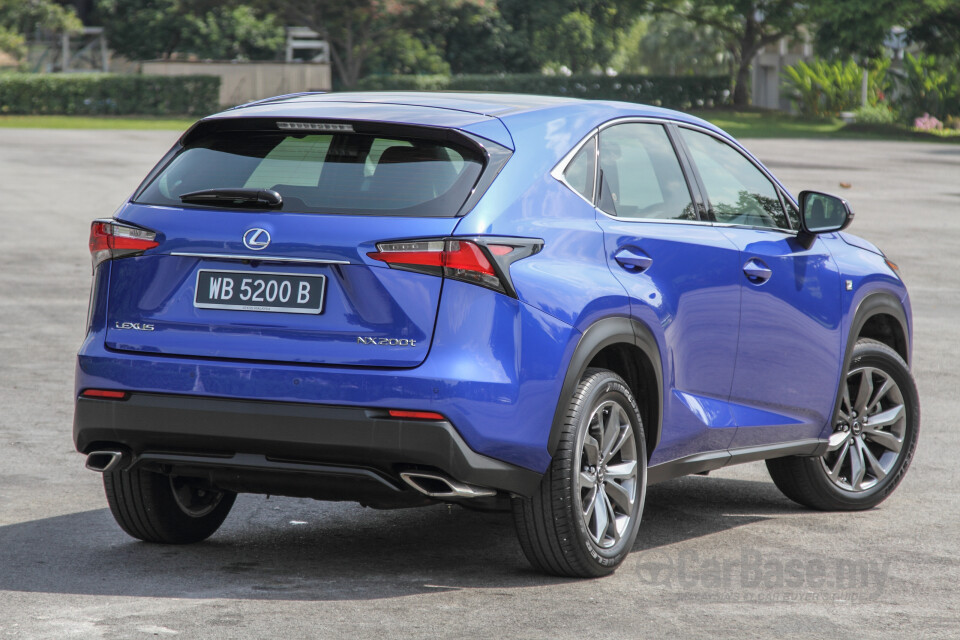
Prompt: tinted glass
<box><xmin>136</xmin><ymin>131</ymin><xmax>484</xmax><ymax>217</ymax></box>
<box><xmin>563</xmin><ymin>137</ymin><xmax>596</xmax><ymax>202</ymax></box>
<box><xmin>598</xmin><ymin>124</ymin><xmax>695</xmax><ymax>221</ymax></box>
<box><xmin>679</xmin><ymin>128</ymin><xmax>788</xmax><ymax>229</ymax></box>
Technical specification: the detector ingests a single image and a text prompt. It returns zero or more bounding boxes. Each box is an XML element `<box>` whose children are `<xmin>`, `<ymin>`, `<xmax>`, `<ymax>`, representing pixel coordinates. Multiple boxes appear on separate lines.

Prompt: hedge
<box><xmin>0</xmin><ymin>74</ymin><xmax>220</xmax><ymax>116</ymax></box>
<box><xmin>355</xmin><ymin>73</ymin><xmax>730</xmax><ymax>109</ymax></box>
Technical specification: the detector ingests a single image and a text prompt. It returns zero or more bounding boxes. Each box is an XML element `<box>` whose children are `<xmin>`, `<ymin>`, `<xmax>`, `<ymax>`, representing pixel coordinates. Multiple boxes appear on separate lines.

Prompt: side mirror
<box><xmin>797</xmin><ymin>190</ymin><xmax>854</xmax><ymax>248</ymax></box>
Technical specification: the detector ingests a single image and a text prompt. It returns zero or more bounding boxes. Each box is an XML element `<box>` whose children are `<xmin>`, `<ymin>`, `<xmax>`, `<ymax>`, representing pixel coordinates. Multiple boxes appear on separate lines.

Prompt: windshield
<box><xmin>135</xmin><ymin>130</ymin><xmax>485</xmax><ymax>217</ymax></box>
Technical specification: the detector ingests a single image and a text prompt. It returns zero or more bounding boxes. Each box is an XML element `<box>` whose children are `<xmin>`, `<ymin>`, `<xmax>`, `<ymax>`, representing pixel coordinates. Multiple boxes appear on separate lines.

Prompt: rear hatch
<box><xmin>103</xmin><ymin>116</ymin><xmax>507</xmax><ymax>367</ymax></box>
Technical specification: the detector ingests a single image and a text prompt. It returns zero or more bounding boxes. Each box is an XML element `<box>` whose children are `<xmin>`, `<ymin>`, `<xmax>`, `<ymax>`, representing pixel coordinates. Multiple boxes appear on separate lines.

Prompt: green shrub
<box><xmin>781</xmin><ymin>58</ymin><xmax>889</xmax><ymax>117</ymax></box>
<box><xmin>895</xmin><ymin>53</ymin><xmax>960</xmax><ymax>123</ymax></box>
<box><xmin>355</xmin><ymin>73</ymin><xmax>730</xmax><ymax>109</ymax></box>
<box><xmin>0</xmin><ymin>73</ymin><xmax>220</xmax><ymax>116</ymax></box>
<box><xmin>854</xmin><ymin>104</ymin><xmax>897</xmax><ymax>124</ymax></box>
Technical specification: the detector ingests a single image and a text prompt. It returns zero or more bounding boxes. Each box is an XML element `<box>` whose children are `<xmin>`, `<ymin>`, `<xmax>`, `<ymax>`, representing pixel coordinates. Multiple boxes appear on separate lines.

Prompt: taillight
<box><xmin>89</xmin><ymin>219</ymin><xmax>159</xmax><ymax>272</ymax></box>
<box><xmin>368</xmin><ymin>237</ymin><xmax>542</xmax><ymax>296</ymax></box>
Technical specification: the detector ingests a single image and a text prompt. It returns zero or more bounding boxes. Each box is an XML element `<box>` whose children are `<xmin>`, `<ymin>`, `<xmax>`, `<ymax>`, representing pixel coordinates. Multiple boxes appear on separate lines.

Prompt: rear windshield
<box><xmin>135</xmin><ymin>131</ymin><xmax>485</xmax><ymax>217</ymax></box>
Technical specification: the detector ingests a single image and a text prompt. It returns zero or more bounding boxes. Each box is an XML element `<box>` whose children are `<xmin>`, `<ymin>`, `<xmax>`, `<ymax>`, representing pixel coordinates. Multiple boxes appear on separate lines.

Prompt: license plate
<box><xmin>194</xmin><ymin>269</ymin><xmax>326</xmax><ymax>314</ymax></box>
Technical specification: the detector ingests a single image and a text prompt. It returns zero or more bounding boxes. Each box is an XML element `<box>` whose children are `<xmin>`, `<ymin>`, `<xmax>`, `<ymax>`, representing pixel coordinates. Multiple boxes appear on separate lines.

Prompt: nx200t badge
<box><xmin>243</xmin><ymin>228</ymin><xmax>271</xmax><ymax>251</ymax></box>
<box><xmin>114</xmin><ymin>321</ymin><xmax>155</xmax><ymax>331</ymax></box>
<box><xmin>357</xmin><ymin>337</ymin><xmax>417</xmax><ymax>346</ymax></box>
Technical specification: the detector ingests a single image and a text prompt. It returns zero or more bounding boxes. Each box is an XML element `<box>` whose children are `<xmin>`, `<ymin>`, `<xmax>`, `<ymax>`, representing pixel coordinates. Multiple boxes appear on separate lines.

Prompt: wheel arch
<box><xmin>547</xmin><ymin>317</ymin><xmax>663</xmax><ymax>461</ymax></box>
<box><xmin>826</xmin><ymin>290</ymin><xmax>911</xmax><ymax>435</ymax></box>
<box><xmin>849</xmin><ymin>292</ymin><xmax>910</xmax><ymax>366</ymax></box>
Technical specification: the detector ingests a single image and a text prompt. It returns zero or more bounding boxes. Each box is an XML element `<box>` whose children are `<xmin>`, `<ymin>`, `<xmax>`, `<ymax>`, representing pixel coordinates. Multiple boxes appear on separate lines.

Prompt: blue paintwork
<box><xmin>109</xmin><ymin>203</ymin><xmax>456</xmax><ymax>367</ymax></box>
<box><xmin>76</xmin><ymin>92</ymin><xmax>914</xmax><ymax>477</ymax></box>
<box><xmin>717</xmin><ymin>228</ymin><xmax>844</xmax><ymax>448</ymax></box>
<box><xmin>596</xmin><ymin>220</ymin><xmax>743</xmax><ymax>465</ymax></box>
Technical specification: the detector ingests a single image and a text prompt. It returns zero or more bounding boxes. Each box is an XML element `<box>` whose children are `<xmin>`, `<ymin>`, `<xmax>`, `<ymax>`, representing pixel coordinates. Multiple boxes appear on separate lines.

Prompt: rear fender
<box><xmin>547</xmin><ymin>317</ymin><xmax>663</xmax><ymax>457</ymax></box>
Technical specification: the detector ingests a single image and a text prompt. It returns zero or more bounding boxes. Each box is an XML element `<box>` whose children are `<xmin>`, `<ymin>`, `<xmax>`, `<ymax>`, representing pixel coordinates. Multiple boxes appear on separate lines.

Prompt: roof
<box><xmin>231</xmin><ymin>91</ymin><xmax>586</xmax><ymax>117</ymax></box>
<box><xmin>203</xmin><ymin>91</ymin><xmax>725</xmax><ymax>151</ymax></box>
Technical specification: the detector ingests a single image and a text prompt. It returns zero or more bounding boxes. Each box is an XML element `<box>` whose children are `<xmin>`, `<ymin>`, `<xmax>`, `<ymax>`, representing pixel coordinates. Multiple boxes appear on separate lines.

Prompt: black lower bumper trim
<box><xmin>74</xmin><ymin>393</ymin><xmax>542</xmax><ymax>500</ymax></box>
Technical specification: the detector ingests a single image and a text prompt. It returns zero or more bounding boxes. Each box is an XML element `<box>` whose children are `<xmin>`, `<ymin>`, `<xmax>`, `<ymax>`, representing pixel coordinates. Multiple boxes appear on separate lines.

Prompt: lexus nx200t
<box><xmin>75</xmin><ymin>92</ymin><xmax>919</xmax><ymax>577</ymax></box>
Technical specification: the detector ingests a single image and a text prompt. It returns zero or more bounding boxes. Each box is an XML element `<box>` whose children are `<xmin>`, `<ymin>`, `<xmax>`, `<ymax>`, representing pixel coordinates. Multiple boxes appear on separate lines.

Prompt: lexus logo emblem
<box><xmin>243</xmin><ymin>228</ymin><xmax>271</xmax><ymax>251</ymax></box>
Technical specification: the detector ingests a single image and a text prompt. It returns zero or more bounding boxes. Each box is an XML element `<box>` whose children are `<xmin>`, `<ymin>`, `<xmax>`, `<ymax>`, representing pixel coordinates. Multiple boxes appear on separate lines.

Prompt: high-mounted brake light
<box><xmin>368</xmin><ymin>238</ymin><xmax>542</xmax><ymax>294</ymax></box>
<box><xmin>89</xmin><ymin>219</ymin><xmax>159</xmax><ymax>272</ymax></box>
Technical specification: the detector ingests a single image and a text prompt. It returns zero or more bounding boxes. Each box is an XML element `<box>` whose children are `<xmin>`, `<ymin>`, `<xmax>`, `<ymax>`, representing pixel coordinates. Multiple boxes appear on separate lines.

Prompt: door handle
<box><xmin>614</xmin><ymin>247</ymin><xmax>653</xmax><ymax>272</ymax></box>
<box><xmin>743</xmin><ymin>258</ymin><xmax>772</xmax><ymax>283</ymax></box>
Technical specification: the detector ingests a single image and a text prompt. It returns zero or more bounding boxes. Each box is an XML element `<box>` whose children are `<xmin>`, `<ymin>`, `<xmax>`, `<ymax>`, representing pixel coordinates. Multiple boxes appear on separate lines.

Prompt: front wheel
<box><xmin>103</xmin><ymin>468</ymin><xmax>236</xmax><ymax>543</ymax></box>
<box><xmin>512</xmin><ymin>369</ymin><xmax>647</xmax><ymax>577</ymax></box>
<box><xmin>767</xmin><ymin>339</ymin><xmax>920</xmax><ymax>510</ymax></box>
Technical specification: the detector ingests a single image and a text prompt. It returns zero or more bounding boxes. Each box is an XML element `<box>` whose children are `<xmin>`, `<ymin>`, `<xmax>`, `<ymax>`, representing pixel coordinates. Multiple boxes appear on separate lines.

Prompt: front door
<box><xmin>677</xmin><ymin>127</ymin><xmax>844</xmax><ymax>448</ymax></box>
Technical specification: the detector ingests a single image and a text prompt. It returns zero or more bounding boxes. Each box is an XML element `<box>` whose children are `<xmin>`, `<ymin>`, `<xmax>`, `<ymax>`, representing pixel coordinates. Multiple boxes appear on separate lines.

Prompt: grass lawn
<box><xmin>693</xmin><ymin>109</ymin><xmax>960</xmax><ymax>142</ymax></box>
<box><xmin>692</xmin><ymin>110</ymin><xmax>844</xmax><ymax>138</ymax></box>
<box><xmin>0</xmin><ymin>115</ymin><xmax>195</xmax><ymax>130</ymax></box>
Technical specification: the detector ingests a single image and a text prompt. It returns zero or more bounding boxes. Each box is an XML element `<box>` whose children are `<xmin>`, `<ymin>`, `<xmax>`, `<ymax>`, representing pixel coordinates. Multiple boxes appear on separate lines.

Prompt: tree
<box><xmin>639</xmin><ymin>0</ymin><xmax>812</xmax><ymax>106</ymax></box>
<box><xmin>95</xmin><ymin>0</ymin><xmax>282</xmax><ymax>61</ymax></box>
<box><xmin>399</xmin><ymin>0</ymin><xmax>523</xmax><ymax>75</ymax></box>
<box><xmin>910</xmin><ymin>2</ymin><xmax>960</xmax><ymax>57</ymax></box>
<box><xmin>279</xmin><ymin>0</ymin><xmax>403</xmax><ymax>88</ymax></box>
<box><xmin>499</xmin><ymin>0</ymin><xmax>633</xmax><ymax>73</ymax></box>
<box><xmin>183</xmin><ymin>5</ymin><xmax>284</xmax><ymax>61</ymax></box>
<box><xmin>811</xmin><ymin>0</ymin><xmax>916</xmax><ymax>60</ymax></box>
<box><xmin>95</xmin><ymin>0</ymin><xmax>190</xmax><ymax>60</ymax></box>
<box><xmin>0</xmin><ymin>0</ymin><xmax>82</xmax><ymax>59</ymax></box>
<box><xmin>612</xmin><ymin>13</ymin><xmax>732</xmax><ymax>76</ymax></box>
<box><xmin>365</xmin><ymin>29</ymin><xmax>450</xmax><ymax>76</ymax></box>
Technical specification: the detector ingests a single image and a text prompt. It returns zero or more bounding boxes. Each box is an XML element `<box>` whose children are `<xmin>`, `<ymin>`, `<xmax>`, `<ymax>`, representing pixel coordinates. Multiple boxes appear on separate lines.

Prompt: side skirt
<box><xmin>647</xmin><ymin>439</ymin><xmax>828</xmax><ymax>485</ymax></box>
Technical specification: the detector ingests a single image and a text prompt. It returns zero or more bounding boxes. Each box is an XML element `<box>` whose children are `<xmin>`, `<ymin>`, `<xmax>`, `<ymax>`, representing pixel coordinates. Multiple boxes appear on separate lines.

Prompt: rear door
<box><xmin>591</xmin><ymin>121</ymin><xmax>743</xmax><ymax>464</ymax></box>
<box><xmin>105</xmin><ymin>120</ymin><xmax>494</xmax><ymax>367</ymax></box>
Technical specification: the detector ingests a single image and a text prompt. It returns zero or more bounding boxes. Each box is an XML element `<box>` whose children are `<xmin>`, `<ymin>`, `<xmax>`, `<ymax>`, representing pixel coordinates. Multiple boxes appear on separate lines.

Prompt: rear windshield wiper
<box><xmin>180</xmin><ymin>188</ymin><xmax>282</xmax><ymax>209</ymax></box>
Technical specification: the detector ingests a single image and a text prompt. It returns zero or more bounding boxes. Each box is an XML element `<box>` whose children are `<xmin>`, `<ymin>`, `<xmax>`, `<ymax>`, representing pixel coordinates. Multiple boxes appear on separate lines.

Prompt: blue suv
<box><xmin>74</xmin><ymin>93</ymin><xmax>919</xmax><ymax>577</ymax></box>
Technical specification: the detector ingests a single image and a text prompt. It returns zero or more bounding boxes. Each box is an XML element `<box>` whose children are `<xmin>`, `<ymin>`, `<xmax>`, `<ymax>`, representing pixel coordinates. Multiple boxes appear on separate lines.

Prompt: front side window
<box><xmin>136</xmin><ymin>130</ymin><xmax>484</xmax><ymax>217</ymax></box>
<box><xmin>597</xmin><ymin>123</ymin><xmax>696</xmax><ymax>221</ymax></box>
<box><xmin>679</xmin><ymin>128</ymin><xmax>789</xmax><ymax>230</ymax></box>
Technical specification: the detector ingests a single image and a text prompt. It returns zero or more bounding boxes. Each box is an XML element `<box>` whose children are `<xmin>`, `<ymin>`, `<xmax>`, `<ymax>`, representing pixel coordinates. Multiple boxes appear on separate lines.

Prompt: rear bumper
<box><xmin>74</xmin><ymin>392</ymin><xmax>542</xmax><ymax>501</ymax></box>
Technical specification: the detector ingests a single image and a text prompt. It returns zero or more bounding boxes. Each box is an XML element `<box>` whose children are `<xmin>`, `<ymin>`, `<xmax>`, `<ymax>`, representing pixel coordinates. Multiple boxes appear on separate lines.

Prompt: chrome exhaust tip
<box><xmin>85</xmin><ymin>450</ymin><xmax>125</xmax><ymax>473</ymax></box>
<box><xmin>399</xmin><ymin>471</ymin><xmax>496</xmax><ymax>499</ymax></box>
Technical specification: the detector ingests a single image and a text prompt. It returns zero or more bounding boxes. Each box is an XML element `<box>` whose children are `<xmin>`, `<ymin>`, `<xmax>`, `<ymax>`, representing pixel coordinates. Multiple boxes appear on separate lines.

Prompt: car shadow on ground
<box><xmin>0</xmin><ymin>475</ymin><xmax>802</xmax><ymax>601</ymax></box>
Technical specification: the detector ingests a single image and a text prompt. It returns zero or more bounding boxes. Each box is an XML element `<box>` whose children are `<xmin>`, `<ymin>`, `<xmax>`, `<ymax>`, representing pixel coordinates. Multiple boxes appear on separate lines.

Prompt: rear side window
<box><xmin>597</xmin><ymin>123</ymin><xmax>696</xmax><ymax>221</ymax></box>
<box><xmin>136</xmin><ymin>131</ymin><xmax>485</xmax><ymax>217</ymax></box>
<box><xmin>562</xmin><ymin>137</ymin><xmax>596</xmax><ymax>202</ymax></box>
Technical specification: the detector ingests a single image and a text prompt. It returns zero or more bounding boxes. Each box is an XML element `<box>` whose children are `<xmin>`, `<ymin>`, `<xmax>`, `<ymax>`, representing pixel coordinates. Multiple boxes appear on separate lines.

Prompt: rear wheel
<box><xmin>767</xmin><ymin>339</ymin><xmax>919</xmax><ymax>510</ymax></box>
<box><xmin>103</xmin><ymin>468</ymin><xmax>236</xmax><ymax>543</ymax></box>
<box><xmin>512</xmin><ymin>369</ymin><xmax>646</xmax><ymax>577</ymax></box>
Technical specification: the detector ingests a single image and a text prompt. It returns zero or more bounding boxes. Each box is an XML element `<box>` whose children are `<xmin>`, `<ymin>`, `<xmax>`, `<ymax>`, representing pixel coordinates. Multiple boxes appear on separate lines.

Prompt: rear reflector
<box><xmin>81</xmin><ymin>389</ymin><xmax>128</xmax><ymax>399</ymax></box>
<box><xmin>388</xmin><ymin>410</ymin><xmax>446</xmax><ymax>420</ymax></box>
<box><xmin>89</xmin><ymin>219</ymin><xmax>159</xmax><ymax>272</ymax></box>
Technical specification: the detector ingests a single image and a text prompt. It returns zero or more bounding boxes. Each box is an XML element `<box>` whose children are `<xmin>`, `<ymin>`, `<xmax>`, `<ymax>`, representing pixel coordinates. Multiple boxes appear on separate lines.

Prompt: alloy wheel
<box><xmin>821</xmin><ymin>365</ymin><xmax>907</xmax><ymax>492</ymax></box>
<box><xmin>170</xmin><ymin>476</ymin><xmax>226</xmax><ymax>518</ymax></box>
<box><xmin>576</xmin><ymin>400</ymin><xmax>639</xmax><ymax>548</ymax></box>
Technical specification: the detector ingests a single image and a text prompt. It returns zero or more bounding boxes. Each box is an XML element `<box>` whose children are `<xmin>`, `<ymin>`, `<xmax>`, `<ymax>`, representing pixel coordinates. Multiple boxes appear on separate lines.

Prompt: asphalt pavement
<box><xmin>0</xmin><ymin>129</ymin><xmax>957</xmax><ymax>639</ymax></box>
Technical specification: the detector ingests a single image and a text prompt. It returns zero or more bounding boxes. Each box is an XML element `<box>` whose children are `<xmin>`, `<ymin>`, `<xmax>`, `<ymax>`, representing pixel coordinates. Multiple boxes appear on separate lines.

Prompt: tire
<box><xmin>767</xmin><ymin>339</ymin><xmax>920</xmax><ymax>511</ymax></box>
<box><xmin>103</xmin><ymin>468</ymin><xmax>236</xmax><ymax>544</ymax></box>
<box><xmin>512</xmin><ymin>368</ymin><xmax>647</xmax><ymax>578</ymax></box>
